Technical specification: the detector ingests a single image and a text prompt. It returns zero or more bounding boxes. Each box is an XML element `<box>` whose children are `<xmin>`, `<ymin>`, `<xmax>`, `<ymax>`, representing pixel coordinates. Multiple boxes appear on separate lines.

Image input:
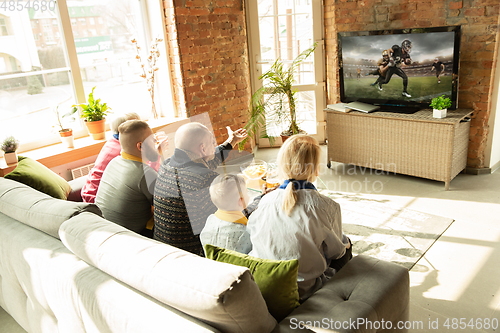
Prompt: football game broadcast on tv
<box><xmin>339</xmin><ymin>30</ymin><xmax>457</xmax><ymax>106</ymax></box>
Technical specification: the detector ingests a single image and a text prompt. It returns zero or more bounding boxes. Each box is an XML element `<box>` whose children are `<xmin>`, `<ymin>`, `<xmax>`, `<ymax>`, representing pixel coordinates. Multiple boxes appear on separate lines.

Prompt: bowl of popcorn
<box><xmin>240</xmin><ymin>159</ymin><xmax>267</xmax><ymax>180</ymax></box>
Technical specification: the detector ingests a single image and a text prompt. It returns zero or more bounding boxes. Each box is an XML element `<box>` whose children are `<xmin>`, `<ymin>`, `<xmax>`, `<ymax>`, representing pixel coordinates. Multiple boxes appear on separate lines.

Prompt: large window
<box><xmin>246</xmin><ymin>0</ymin><xmax>325</xmax><ymax>145</ymax></box>
<box><xmin>0</xmin><ymin>0</ymin><xmax>173</xmax><ymax>152</ymax></box>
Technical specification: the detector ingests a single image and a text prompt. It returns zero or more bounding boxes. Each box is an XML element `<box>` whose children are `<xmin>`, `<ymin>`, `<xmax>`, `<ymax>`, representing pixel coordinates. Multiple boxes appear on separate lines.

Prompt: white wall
<box><xmin>485</xmin><ymin>36</ymin><xmax>500</xmax><ymax>172</ymax></box>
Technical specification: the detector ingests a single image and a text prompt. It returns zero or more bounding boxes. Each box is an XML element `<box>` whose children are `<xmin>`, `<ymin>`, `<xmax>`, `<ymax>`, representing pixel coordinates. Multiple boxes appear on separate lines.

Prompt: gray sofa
<box><xmin>0</xmin><ymin>177</ymin><xmax>410</xmax><ymax>333</ymax></box>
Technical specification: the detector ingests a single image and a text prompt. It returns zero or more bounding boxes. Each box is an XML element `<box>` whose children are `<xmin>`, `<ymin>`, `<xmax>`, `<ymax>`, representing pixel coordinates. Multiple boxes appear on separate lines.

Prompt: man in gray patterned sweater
<box><xmin>153</xmin><ymin>122</ymin><xmax>254</xmax><ymax>256</ymax></box>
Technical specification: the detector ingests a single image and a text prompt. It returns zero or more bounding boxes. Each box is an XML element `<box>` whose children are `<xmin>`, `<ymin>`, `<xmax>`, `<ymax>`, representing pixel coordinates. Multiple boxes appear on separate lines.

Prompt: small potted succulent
<box><xmin>54</xmin><ymin>105</ymin><xmax>74</xmax><ymax>148</ymax></box>
<box><xmin>70</xmin><ymin>86</ymin><xmax>111</xmax><ymax>140</ymax></box>
<box><xmin>1</xmin><ymin>136</ymin><xmax>20</xmax><ymax>165</ymax></box>
<box><xmin>430</xmin><ymin>95</ymin><xmax>452</xmax><ymax>118</ymax></box>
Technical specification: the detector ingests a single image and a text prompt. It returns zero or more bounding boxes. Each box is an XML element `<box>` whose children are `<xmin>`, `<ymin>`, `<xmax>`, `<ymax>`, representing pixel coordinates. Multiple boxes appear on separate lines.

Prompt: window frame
<box><xmin>7</xmin><ymin>0</ymin><xmax>176</xmax><ymax>153</ymax></box>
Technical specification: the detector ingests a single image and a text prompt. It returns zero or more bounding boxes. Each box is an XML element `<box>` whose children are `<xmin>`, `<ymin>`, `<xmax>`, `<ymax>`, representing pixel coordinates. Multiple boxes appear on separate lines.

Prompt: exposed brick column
<box><xmin>324</xmin><ymin>0</ymin><xmax>500</xmax><ymax>168</ymax></box>
<box><xmin>170</xmin><ymin>0</ymin><xmax>252</xmax><ymax>148</ymax></box>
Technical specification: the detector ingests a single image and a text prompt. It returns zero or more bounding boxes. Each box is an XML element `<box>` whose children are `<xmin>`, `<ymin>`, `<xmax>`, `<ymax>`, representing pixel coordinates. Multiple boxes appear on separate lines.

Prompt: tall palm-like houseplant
<box><xmin>240</xmin><ymin>43</ymin><xmax>317</xmax><ymax>149</ymax></box>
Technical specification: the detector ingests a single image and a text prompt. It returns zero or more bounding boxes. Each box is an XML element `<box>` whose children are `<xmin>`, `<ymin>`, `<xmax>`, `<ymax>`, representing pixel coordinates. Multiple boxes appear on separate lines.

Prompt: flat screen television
<box><xmin>338</xmin><ymin>26</ymin><xmax>461</xmax><ymax>113</ymax></box>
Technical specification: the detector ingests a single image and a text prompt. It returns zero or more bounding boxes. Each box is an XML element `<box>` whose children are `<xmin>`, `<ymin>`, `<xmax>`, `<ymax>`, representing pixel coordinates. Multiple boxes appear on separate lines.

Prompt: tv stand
<box><xmin>375</xmin><ymin>105</ymin><xmax>421</xmax><ymax>114</ymax></box>
<box><xmin>325</xmin><ymin>108</ymin><xmax>473</xmax><ymax>190</ymax></box>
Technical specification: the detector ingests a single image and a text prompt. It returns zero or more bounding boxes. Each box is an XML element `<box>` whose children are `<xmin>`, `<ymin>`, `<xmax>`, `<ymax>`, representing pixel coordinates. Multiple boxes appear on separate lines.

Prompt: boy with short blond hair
<box><xmin>200</xmin><ymin>174</ymin><xmax>252</xmax><ymax>255</ymax></box>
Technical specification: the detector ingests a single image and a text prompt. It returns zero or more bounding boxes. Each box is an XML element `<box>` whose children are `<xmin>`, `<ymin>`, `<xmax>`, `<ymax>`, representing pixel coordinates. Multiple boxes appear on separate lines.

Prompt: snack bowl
<box><xmin>240</xmin><ymin>159</ymin><xmax>267</xmax><ymax>180</ymax></box>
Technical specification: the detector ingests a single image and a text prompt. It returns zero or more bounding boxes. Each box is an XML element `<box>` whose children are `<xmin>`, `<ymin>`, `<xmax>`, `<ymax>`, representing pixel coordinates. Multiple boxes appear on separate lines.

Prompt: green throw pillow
<box><xmin>5</xmin><ymin>156</ymin><xmax>71</xmax><ymax>200</ymax></box>
<box><xmin>205</xmin><ymin>244</ymin><xmax>300</xmax><ymax>322</ymax></box>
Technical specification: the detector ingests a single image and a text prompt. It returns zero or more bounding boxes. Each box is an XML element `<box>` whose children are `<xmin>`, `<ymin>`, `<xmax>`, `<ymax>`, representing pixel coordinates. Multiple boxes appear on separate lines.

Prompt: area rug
<box><xmin>319</xmin><ymin>190</ymin><xmax>455</xmax><ymax>270</ymax></box>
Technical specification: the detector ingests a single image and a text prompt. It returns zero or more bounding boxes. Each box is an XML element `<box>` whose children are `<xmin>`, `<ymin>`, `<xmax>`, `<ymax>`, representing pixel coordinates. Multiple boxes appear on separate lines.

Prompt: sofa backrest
<box><xmin>0</xmin><ymin>178</ymin><xmax>101</xmax><ymax>239</ymax></box>
<box><xmin>60</xmin><ymin>212</ymin><xmax>277</xmax><ymax>333</ymax></box>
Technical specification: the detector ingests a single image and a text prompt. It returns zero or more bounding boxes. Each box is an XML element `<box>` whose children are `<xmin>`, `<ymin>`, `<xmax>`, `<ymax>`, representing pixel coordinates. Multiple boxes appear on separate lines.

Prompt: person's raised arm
<box><xmin>224</xmin><ymin>126</ymin><xmax>248</xmax><ymax>148</ymax></box>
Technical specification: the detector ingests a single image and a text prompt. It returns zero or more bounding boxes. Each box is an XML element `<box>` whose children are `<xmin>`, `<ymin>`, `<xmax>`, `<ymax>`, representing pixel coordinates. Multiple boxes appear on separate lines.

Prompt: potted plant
<box><xmin>71</xmin><ymin>86</ymin><xmax>111</xmax><ymax>140</ymax></box>
<box><xmin>54</xmin><ymin>105</ymin><xmax>74</xmax><ymax>148</ymax></box>
<box><xmin>430</xmin><ymin>95</ymin><xmax>452</xmax><ymax>118</ymax></box>
<box><xmin>1</xmin><ymin>136</ymin><xmax>20</xmax><ymax>165</ymax></box>
<box><xmin>240</xmin><ymin>43</ymin><xmax>317</xmax><ymax>149</ymax></box>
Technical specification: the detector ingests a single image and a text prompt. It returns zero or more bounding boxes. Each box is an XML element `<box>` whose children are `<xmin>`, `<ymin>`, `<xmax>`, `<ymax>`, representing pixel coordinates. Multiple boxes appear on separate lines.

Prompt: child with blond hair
<box><xmin>200</xmin><ymin>174</ymin><xmax>252</xmax><ymax>255</ymax></box>
<box><xmin>247</xmin><ymin>134</ymin><xmax>351</xmax><ymax>300</ymax></box>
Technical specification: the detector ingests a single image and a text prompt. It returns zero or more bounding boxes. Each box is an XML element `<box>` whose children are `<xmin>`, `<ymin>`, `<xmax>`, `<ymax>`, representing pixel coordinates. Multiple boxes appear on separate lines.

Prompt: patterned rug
<box><xmin>320</xmin><ymin>190</ymin><xmax>455</xmax><ymax>270</ymax></box>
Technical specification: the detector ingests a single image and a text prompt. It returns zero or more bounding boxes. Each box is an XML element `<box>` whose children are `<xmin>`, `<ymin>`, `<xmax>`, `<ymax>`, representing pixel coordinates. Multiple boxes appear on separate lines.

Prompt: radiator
<box><xmin>71</xmin><ymin>163</ymin><xmax>95</xmax><ymax>180</ymax></box>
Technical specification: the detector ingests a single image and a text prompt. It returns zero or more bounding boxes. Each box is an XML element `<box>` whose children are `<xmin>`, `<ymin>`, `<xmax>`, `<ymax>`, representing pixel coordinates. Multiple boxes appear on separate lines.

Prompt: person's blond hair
<box><xmin>210</xmin><ymin>174</ymin><xmax>246</xmax><ymax>211</ymax></box>
<box><xmin>110</xmin><ymin>112</ymin><xmax>140</xmax><ymax>134</ymax></box>
<box><xmin>277</xmin><ymin>134</ymin><xmax>321</xmax><ymax>216</ymax></box>
<box><xmin>118</xmin><ymin>120</ymin><xmax>151</xmax><ymax>154</ymax></box>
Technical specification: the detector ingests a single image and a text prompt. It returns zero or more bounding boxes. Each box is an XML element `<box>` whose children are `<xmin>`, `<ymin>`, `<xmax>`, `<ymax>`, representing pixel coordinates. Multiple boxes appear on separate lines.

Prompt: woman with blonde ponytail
<box><xmin>247</xmin><ymin>135</ymin><xmax>351</xmax><ymax>301</ymax></box>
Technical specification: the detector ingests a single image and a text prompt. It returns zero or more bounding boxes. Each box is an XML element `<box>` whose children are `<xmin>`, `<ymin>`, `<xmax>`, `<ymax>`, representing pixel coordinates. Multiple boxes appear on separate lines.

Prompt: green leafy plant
<box><xmin>1</xmin><ymin>136</ymin><xmax>20</xmax><ymax>153</ymax></box>
<box><xmin>239</xmin><ymin>43</ymin><xmax>317</xmax><ymax>149</ymax></box>
<box><xmin>70</xmin><ymin>86</ymin><xmax>111</xmax><ymax>122</ymax></box>
<box><xmin>430</xmin><ymin>95</ymin><xmax>452</xmax><ymax>110</ymax></box>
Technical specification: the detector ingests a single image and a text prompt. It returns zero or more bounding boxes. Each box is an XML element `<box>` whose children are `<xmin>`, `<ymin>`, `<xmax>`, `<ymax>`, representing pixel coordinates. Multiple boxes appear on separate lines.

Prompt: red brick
<box><xmin>472</xmin><ymin>16</ymin><xmax>499</xmax><ymax>25</ymax></box>
<box><xmin>449</xmin><ymin>1</ymin><xmax>463</xmax><ymax>9</ymax></box>
<box><xmin>464</xmin><ymin>7</ymin><xmax>486</xmax><ymax>16</ymax></box>
<box><xmin>213</xmin><ymin>7</ymin><xmax>231</xmax><ymax>14</ymax></box>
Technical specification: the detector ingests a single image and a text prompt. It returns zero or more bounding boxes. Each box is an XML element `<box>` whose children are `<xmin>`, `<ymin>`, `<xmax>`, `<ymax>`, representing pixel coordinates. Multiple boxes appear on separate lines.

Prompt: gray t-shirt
<box><xmin>200</xmin><ymin>214</ymin><xmax>252</xmax><ymax>256</ymax></box>
<box><xmin>95</xmin><ymin>156</ymin><xmax>157</xmax><ymax>233</ymax></box>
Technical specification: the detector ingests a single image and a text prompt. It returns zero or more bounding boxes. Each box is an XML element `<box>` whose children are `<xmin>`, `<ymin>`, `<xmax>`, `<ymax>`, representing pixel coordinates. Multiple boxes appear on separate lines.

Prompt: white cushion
<box><xmin>0</xmin><ymin>178</ymin><xmax>101</xmax><ymax>239</ymax></box>
<box><xmin>0</xmin><ymin>214</ymin><xmax>220</xmax><ymax>333</ymax></box>
<box><xmin>60</xmin><ymin>212</ymin><xmax>277</xmax><ymax>333</ymax></box>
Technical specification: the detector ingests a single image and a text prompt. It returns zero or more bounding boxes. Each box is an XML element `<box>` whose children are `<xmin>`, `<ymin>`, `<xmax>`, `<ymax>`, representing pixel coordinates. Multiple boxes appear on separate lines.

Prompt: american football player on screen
<box><xmin>366</xmin><ymin>50</ymin><xmax>391</xmax><ymax>88</ymax></box>
<box><xmin>378</xmin><ymin>39</ymin><xmax>413</xmax><ymax>98</ymax></box>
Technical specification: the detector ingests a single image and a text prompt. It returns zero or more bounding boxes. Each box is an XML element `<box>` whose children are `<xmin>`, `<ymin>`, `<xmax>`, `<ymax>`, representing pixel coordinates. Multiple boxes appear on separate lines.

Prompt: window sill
<box><xmin>1</xmin><ymin>117</ymin><xmax>188</xmax><ymax>177</ymax></box>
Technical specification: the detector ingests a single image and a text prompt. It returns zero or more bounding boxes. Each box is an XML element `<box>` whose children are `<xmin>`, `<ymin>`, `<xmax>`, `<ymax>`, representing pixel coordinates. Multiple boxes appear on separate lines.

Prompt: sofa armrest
<box><xmin>67</xmin><ymin>176</ymin><xmax>87</xmax><ymax>202</ymax></box>
<box><xmin>273</xmin><ymin>255</ymin><xmax>410</xmax><ymax>333</ymax></box>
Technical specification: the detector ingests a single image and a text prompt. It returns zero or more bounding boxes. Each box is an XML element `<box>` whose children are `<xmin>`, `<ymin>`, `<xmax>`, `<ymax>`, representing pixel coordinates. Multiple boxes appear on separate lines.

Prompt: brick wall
<box><xmin>325</xmin><ymin>0</ymin><xmax>500</xmax><ymax>168</ymax></box>
<box><xmin>168</xmin><ymin>0</ymin><xmax>252</xmax><ymax>148</ymax></box>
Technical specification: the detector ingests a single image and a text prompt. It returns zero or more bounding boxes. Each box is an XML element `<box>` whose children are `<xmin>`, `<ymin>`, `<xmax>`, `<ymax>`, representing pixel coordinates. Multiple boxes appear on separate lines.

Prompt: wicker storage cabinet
<box><xmin>325</xmin><ymin>109</ymin><xmax>473</xmax><ymax>190</ymax></box>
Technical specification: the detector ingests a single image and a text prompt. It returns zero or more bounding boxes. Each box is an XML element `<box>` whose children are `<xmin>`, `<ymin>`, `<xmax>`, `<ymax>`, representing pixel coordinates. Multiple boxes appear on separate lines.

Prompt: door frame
<box><xmin>245</xmin><ymin>0</ymin><xmax>326</xmax><ymax>148</ymax></box>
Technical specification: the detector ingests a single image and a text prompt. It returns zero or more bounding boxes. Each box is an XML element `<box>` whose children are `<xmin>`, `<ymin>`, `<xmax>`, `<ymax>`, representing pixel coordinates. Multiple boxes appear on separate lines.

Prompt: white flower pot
<box><xmin>4</xmin><ymin>152</ymin><xmax>18</xmax><ymax>165</ymax></box>
<box><xmin>433</xmin><ymin>108</ymin><xmax>447</xmax><ymax>118</ymax></box>
<box><xmin>59</xmin><ymin>129</ymin><xmax>74</xmax><ymax>148</ymax></box>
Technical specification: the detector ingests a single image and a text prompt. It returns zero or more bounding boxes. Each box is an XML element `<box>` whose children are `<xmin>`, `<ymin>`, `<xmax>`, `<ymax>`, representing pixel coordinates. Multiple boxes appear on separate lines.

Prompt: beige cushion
<box><xmin>60</xmin><ymin>212</ymin><xmax>277</xmax><ymax>333</ymax></box>
<box><xmin>274</xmin><ymin>255</ymin><xmax>410</xmax><ymax>332</ymax></box>
<box><xmin>0</xmin><ymin>178</ymin><xmax>101</xmax><ymax>239</ymax></box>
<box><xmin>0</xmin><ymin>214</ymin><xmax>219</xmax><ymax>333</ymax></box>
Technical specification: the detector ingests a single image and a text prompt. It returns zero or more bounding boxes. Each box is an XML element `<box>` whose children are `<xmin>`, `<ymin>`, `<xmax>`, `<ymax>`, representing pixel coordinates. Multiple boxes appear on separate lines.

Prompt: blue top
<box><xmin>279</xmin><ymin>179</ymin><xmax>317</xmax><ymax>191</ymax></box>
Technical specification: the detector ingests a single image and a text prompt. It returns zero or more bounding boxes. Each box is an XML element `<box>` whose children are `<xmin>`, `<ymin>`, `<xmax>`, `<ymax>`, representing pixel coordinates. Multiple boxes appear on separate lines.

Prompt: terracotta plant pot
<box><xmin>280</xmin><ymin>135</ymin><xmax>291</xmax><ymax>143</ymax></box>
<box><xmin>3</xmin><ymin>152</ymin><xmax>18</xmax><ymax>165</ymax></box>
<box><xmin>59</xmin><ymin>129</ymin><xmax>74</xmax><ymax>148</ymax></box>
<box><xmin>280</xmin><ymin>129</ymin><xmax>307</xmax><ymax>143</ymax></box>
<box><xmin>84</xmin><ymin>119</ymin><xmax>106</xmax><ymax>140</ymax></box>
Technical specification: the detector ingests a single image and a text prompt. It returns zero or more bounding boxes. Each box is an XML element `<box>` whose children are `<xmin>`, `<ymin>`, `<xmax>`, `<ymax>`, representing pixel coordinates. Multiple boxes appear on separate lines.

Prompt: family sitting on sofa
<box><xmin>81</xmin><ymin>118</ymin><xmax>352</xmax><ymax>303</ymax></box>
<box><xmin>1</xmin><ymin>118</ymin><xmax>410</xmax><ymax>332</ymax></box>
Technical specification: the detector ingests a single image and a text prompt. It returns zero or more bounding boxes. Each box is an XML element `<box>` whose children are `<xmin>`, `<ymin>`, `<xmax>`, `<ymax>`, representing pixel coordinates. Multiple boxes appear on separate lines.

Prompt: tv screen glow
<box><xmin>338</xmin><ymin>26</ymin><xmax>461</xmax><ymax>111</ymax></box>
